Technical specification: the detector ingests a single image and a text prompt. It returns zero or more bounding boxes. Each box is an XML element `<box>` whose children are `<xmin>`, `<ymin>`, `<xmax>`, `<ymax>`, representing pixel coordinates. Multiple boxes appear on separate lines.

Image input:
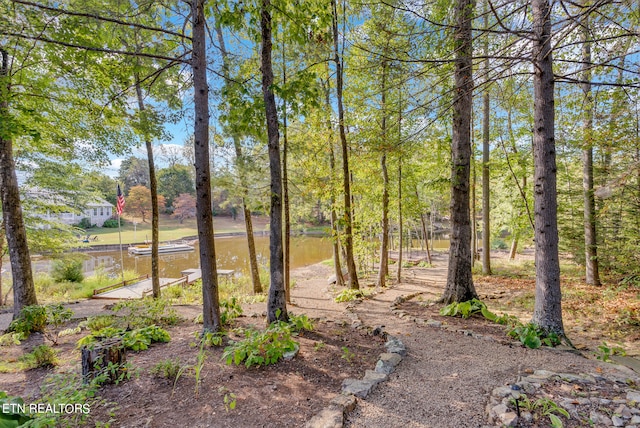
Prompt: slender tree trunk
<box><xmin>261</xmin><ymin>0</ymin><xmax>287</xmax><ymax>322</ymax></box>
<box><xmin>0</xmin><ymin>49</ymin><xmax>37</xmax><ymax>319</ymax></box>
<box><xmin>0</xmin><ymin>222</ymin><xmax>5</xmax><ymax>305</ymax></box>
<box><xmin>215</xmin><ymin>21</ymin><xmax>262</xmax><ymax>294</ymax></box>
<box><xmin>441</xmin><ymin>0</ymin><xmax>478</xmax><ymax>304</ymax></box>
<box><xmin>471</xmin><ymin>135</ymin><xmax>477</xmax><ymax>265</ymax></box>
<box><xmin>397</xmin><ymin>158</ymin><xmax>403</xmax><ymax>282</ymax></box>
<box><xmin>331</xmin><ymin>0</ymin><xmax>358</xmax><ymax>289</ymax></box>
<box><xmin>581</xmin><ymin>17</ymin><xmax>601</xmax><ymax>286</ymax></box>
<box><xmin>481</xmin><ymin>4</ymin><xmax>492</xmax><ymax>275</ymax></box>
<box><xmin>531</xmin><ymin>0</ymin><xmax>564</xmax><ymax>335</ymax></box>
<box><xmin>420</xmin><ymin>213</ymin><xmax>432</xmax><ymax>264</ymax></box>
<box><xmin>509</xmin><ymin>237</ymin><xmax>518</xmax><ymax>260</ymax></box>
<box><xmin>282</xmin><ymin>40</ymin><xmax>291</xmax><ymax>303</ymax></box>
<box><xmin>135</xmin><ymin>79</ymin><xmax>160</xmax><ymax>299</ymax></box>
<box><xmin>323</xmin><ymin>74</ymin><xmax>345</xmax><ymax>287</ymax></box>
<box><xmin>191</xmin><ymin>0</ymin><xmax>221</xmax><ymax>332</ymax></box>
<box><xmin>377</xmin><ymin>59</ymin><xmax>390</xmax><ymax>287</ymax></box>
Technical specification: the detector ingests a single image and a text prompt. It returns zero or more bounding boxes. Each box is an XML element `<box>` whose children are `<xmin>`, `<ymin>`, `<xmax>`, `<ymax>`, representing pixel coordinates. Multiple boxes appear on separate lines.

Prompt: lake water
<box><xmin>75</xmin><ymin>235</ymin><xmax>334</xmax><ymax>279</ymax></box>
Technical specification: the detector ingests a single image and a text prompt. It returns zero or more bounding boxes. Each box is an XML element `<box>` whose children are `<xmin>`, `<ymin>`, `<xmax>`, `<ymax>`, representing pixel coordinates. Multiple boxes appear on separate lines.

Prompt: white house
<box><xmin>44</xmin><ymin>200</ymin><xmax>114</xmax><ymax>227</ymax></box>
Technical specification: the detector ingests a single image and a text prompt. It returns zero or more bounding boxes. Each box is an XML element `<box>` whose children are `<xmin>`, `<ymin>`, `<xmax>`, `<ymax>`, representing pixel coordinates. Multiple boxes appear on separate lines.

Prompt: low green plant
<box><xmin>0</xmin><ymin>332</ymin><xmax>25</xmax><ymax>346</ymax></box>
<box><xmin>43</xmin><ymin>304</ymin><xmax>73</xmax><ymax>344</ymax></box>
<box><xmin>314</xmin><ymin>341</ymin><xmax>325</xmax><ymax>351</ymax></box>
<box><xmin>76</xmin><ymin>325</ymin><xmax>170</xmax><ymax>351</ymax></box>
<box><xmin>197</xmin><ymin>330</ymin><xmax>226</xmax><ymax>347</ymax></box>
<box><xmin>510</xmin><ymin>396</ymin><xmax>569</xmax><ymax>428</ymax></box>
<box><xmin>194</xmin><ymin>344</ymin><xmax>206</xmax><ymax>396</ymax></box>
<box><xmin>341</xmin><ymin>346</ymin><xmax>354</xmax><ymax>363</ymax></box>
<box><xmin>102</xmin><ymin>218</ymin><xmax>120</xmax><ymax>228</ymax></box>
<box><xmin>595</xmin><ymin>342</ymin><xmax>626</xmax><ymax>362</ymax></box>
<box><xmin>439</xmin><ymin>298</ymin><xmax>497</xmax><ymax>321</ymax></box>
<box><xmin>58</xmin><ymin>327</ymin><xmax>81</xmax><ymax>337</ymax></box>
<box><xmin>0</xmin><ymin>391</ymin><xmax>34</xmax><ymax>426</ymax></box>
<box><xmin>222</xmin><ymin>322</ymin><xmax>298</xmax><ymax>368</ymax></box>
<box><xmin>417</xmin><ymin>261</ymin><xmax>433</xmax><ymax>268</ymax></box>
<box><xmin>219</xmin><ymin>387</ymin><xmax>237</xmax><ymax>412</ymax></box>
<box><xmin>220</xmin><ymin>297</ymin><xmax>243</xmax><ymax>325</ymax></box>
<box><xmin>20</xmin><ymin>344</ymin><xmax>58</xmax><ymax>369</ymax></box>
<box><xmin>151</xmin><ymin>358</ymin><xmax>184</xmax><ymax>380</ymax></box>
<box><xmin>112</xmin><ymin>298</ymin><xmax>180</xmax><ymax>328</ymax></box>
<box><xmin>85</xmin><ymin>315</ymin><xmax>117</xmax><ymax>332</ymax></box>
<box><xmin>288</xmin><ymin>313</ymin><xmax>314</xmax><ymax>332</ymax></box>
<box><xmin>508</xmin><ymin>323</ymin><xmax>561</xmax><ymax>349</ymax></box>
<box><xmin>8</xmin><ymin>305</ymin><xmax>47</xmax><ymax>336</ymax></box>
<box><xmin>334</xmin><ymin>288</ymin><xmax>369</xmax><ymax>303</ymax></box>
<box><xmin>51</xmin><ymin>256</ymin><xmax>85</xmax><ymax>283</ymax></box>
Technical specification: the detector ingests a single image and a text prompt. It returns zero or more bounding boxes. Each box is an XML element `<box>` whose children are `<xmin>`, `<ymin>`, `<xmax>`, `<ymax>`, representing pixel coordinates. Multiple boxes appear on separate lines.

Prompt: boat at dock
<box><xmin>128</xmin><ymin>243</ymin><xmax>195</xmax><ymax>255</ymax></box>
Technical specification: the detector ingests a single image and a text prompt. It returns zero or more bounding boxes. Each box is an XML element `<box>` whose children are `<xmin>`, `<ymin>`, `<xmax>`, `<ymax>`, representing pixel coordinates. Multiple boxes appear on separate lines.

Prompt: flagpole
<box><xmin>117</xmin><ymin>184</ymin><xmax>125</xmax><ymax>283</ymax></box>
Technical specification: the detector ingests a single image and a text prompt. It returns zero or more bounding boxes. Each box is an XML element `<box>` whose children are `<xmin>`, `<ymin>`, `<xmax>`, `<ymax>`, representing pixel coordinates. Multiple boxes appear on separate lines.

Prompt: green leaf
<box><xmin>549</xmin><ymin>413</ymin><xmax>563</xmax><ymax>428</ymax></box>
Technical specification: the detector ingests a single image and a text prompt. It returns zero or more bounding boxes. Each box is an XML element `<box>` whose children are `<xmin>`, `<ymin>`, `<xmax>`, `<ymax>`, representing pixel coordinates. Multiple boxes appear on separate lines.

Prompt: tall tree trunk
<box><xmin>191</xmin><ymin>0</ymin><xmax>221</xmax><ymax>332</ymax></box>
<box><xmin>135</xmin><ymin>79</ymin><xmax>160</xmax><ymax>299</ymax></box>
<box><xmin>323</xmin><ymin>74</ymin><xmax>345</xmax><ymax>287</ymax></box>
<box><xmin>481</xmin><ymin>4</ymin><xmax>492</xmax><ymax>275</ymax></box>
<box><xmin>214</xmin><ymin>21</ymin><xmax>262</xmax><ymax>294</ymax></box>
<box><xmin>471</xmin><ymin>135</ymin><xmax>477</xmax><ymax>265</ymax></box>
<box><xmin>581</xmin><ymin>17</ymin><xmax>601</xmax><ymax>286</ymax></box>
<box><xmin>331</xmin><ymin>0</ymin><xmax>359</xmax><ymax>290</ymax></box>
<box><xmin>420</xmin><ymin>213</ymin><xmax>432</xmax><ymax>264</ymax></box>
<box><xmin>261</xmin><ymin>0</ymin><xmax>287</xmax><ymax>322</ymax></box>
<box><xmin>377</xmin><ymin>60</ymin><xmax>389</xmax><ymax>287</ymax></box>
<box><xmin>441</xmin><ymin>0</ymin><xmax>478</xmax><ymax>304</ymax></box>
<box><xmin>531</xmin><ymin>0</ymin><xmax>564</xmax><ymax>335</ymax></box>
<box><xmin>282</xmin><ymin>39</ymin><xmax>291</xmax><ymax>303</ymax></box>
<box><xmin>397</xmin><ymin>159</ymin><xmax>403</xmax><ymax>282</ymax></box>
<box><xmin>0</xmin><ymin>49</ymin><xmax>37</xmax><ymax>319</ymax></box>
<box><xmin>0</xmin><ymin>221</ymin><xmax>5</xmax><ymax>305</ymax></box>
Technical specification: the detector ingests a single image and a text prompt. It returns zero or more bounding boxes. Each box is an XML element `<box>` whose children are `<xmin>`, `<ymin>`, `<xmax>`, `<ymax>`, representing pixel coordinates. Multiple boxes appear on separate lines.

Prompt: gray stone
<box><xmin>515</xmin><ymin>382</ymin><xmax>536</xmax><ymax>395</ymax></box>
<box><xmin>559</xmin><ymin>399</ymin><xmax>576</xmax><ymax>412</ymax></box>
<box><xmin>492</xmin><ymin>386</ymin><xmax>520</xmax><ymax>398</ymax></box>
<box><xmin>521</xmin><ymin>411</ymin><xmax>533</xmax><ymax>422</ymax></box>
<box><xmin>283</xmin><ymin>344</ymin><xmax>300</xmax><ymax>361</ymax></box>
<box><xmin>533</xmin><ymin>370</ymin><xmax>556</xmax><ymax>379</ymax></box>
<box><xmin>631</xmin><ymin>416</ymin><xmax>640</xmax><ymax>425</ymax></box>
<box><xmin>499</xmin><ymin>412</ymin><xmax>518</xmax><ymax>427</ymax></box>
<box><xmin>385</xmin><ymin>336</ymin><xmax>407</xmax><ymax>357</ymax></box>
<box><xmin>330</xmin><ymin>394</ymin><xmax>357</xmax><ymax>413</ymax></box>
<box><xmin>612</xmin><ymin>415</ymin><xmax>625</xmax><ymax>427</ymax></box>
<box><xmin>342</xmin><ymin>378</ymin><xmax>376</xmax><ymax>398</ymax></box>
<box><xmin>363</xmin><ymin>370</ymin><xmax>388</xmax><ymax>384</ymax></box>
<box><xmin>375</xmin><ymin>353</ymin><xmax>403</xmax><ymax>375</ymax></box>
<box><xmin>488</xmin><ymin>404</ymin><xmax>508</xmax><ymax>424</ymax></box>
<box><xmin>305</xmin><ymin>408</ymin><xmax>343</xmax><ymax>428</ymax></box>
<box><xmin>614</xmin><ymin>404</ymin><xmax>632</xmax><ymax>418</ymax></box>
<box><xmin>559</xmin><ymin>373</ymin><xmax>595</xmax><ymax>384</ymax></box>
<box><xmin>628</xmin><ymin>391</ymin><xmax>640</xmax><ymax>403</ymax></box>
<box><xmin>426</xmin><ymin>319</ymin><xmax>442</xmax><ymax>327</ymax></box>
<box><xmin>590</xmin><ymin>410</ymin><xmax>613</xmax><ymax>426</ymax></box>
<box><xmin>601</xmin><ymin>398</ymin><xmax>613</xmax><ymax>405</ymax></box>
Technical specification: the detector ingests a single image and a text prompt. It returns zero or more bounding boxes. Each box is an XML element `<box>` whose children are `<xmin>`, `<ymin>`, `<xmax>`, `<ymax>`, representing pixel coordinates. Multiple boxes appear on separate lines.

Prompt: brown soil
<box><xmin>1</xmin><ymin>253</ymin><xmax>639</xmax><ymax>428</ymax></box>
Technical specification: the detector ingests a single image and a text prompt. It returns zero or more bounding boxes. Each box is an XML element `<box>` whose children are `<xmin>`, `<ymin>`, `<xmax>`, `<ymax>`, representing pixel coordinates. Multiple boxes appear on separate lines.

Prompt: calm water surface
<box><xmin>80</xmin><ymin>235</ymin><xmax>333</xmax><ymax>279</ymax></box>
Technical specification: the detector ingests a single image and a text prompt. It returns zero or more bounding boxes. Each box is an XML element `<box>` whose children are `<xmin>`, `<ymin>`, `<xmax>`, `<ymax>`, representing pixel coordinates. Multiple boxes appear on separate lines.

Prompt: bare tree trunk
<box><xmin>191</xmin><ymin>0</ymin><xmax>221</xmax><ymax>332</ymax></box>
<box><xmin>377</xmin><ymin>59</ymin><xmax>390</xmax><ymax>287</ymax></box>
<box><xmin>0</xmin><ymin>49</ymin><xmax>37</xmax><ymax>318</ymax></box>
<box><xmin>214</xmin><ymin>20</ymin><xmax>262</xmax><ymax>294</ymax></box>
<box><xmin>531</xmin><ymin>0</ymin><xmax>564</xmax><ymax>335</ymax></box>
<box><xmin>581</xmin><ymin>17</ymin><xmax>601</xmax><ymax>286</ymax></box>
<box><xmin>331</xmin><ymin>0</ymin><xmax>359</xmax><ymax>290</ymax></box>
<box><xmin>323</xmin><ymin>74</ymin><xmax>345</xmax><ymax>287</ymax></box>
<box><xmin>135</xmin><ymin>79</ymin><xmax>160</xmax><ymax>299</ymax></box>
<box><xmin>481</xmin><ymin>4</ymin><xmax>492</xmax><ymax>275</ymax></box>
<box><xmin>509</xmin><ymin>237</ymin><xmax>518</xmax><ymax>260</ymax></box>
<box><xmin>397</xmin><ymin>158</ymin><xmax>403</xmax><ymax>282</ymax></box>
<box><xmin>420</xmin><ymin>213</ymin><xmax>432</xmax><ymax>264</ymax></box>
<box><xmin>441</xmin><ymin>0</ymin><xmax>478</xmax><ymax>304</ymax></box>
<box><xmin>0</xmin><ymin>221</ymin><xmax>5</xmax><ymax>305</ymax></box>
<box><xmin>471</xmin><ymin>136</ymin><xmax>477</xmax><ymax>266</ymax></box>
<box><xmin>282</xmin><ymin>39</ymin><xmax>291</xmax><ymax>303</ymax></box>
<box><xmin>261</xmin><ymin>0</ymin><xmax>287</xmax><ymax>322</ymax></box>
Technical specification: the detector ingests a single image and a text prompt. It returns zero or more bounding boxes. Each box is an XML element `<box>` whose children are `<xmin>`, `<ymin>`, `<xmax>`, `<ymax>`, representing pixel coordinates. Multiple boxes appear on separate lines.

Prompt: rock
<box><xmin>532</xmin><ymin>370</ymin><xmax>556</xmax><ymax>379</ymax></box>
<box><xmin>375</xmin><ymin>353</ymin><xmax>402</xmax><ymax>375</ymax></box>
<box><xmin>283</xmin><ymin>344</ymin><xmax>300</xmax><ymax>361</ymax></box>
<box><xmin>492</xmin><ymin>386</ymin><xmax>520</xmax><ymax>398</ymax></box>
<box><xmin>589</xmin><ymin>410</ymin><xmax>613</xmax><ymax>426</ymax></box>
<box><xmin>342</xmin><ymin>374</ymin><xmax>385</xmax><ymax>399</ymax></box>
<box><xmin>499</xmin><ymin>412</ymin><xmax>518</xmax><ymax>427</ymax></box>
<box><xmin>363</xmin><ymin>370</ymin><xmax>388</xmax><ymax>384</ymax></box>
<box><xmin>614</xmin><ymin>404</ymin><xmax>632</xmax><ymax>418</ymax></box>
<box><xmin>385</xmin><ymin>336</ymin><xmax>407</xmax><ymax>357</ymax></box>
<box><xmin>631</xmin><ymin>416</ymin><xmax>640</xmax><ymax>425</ymax></box>
<box><xmin>426</xmin><ymin>319</ymin><xmax>441</xmax><ymax>328</ymax></box>
<box><xmin>305</xmin><ymin>408</ymin><xmax>343</xmax><ymax>428</ymax></box>
<box><xmin>488</xmin><ymin>404</ymin><xmax>508</xmax><ymax>424</ymax></box>
<box><xmin>628</xmin><ymin>391</ymin><xmax>640</xmax><ymax>403</ymax></box>
<box><xmin>521</xmin><ymin>411</ymin><xmax>533</xmax><ymax>422</ymax></box>
<box><xmin>611</xmin><ymin>415</ymin><xmax>625</xmax><ymax>427</ymax></box>
<box><xmin>516</xmin><ymin>382</ymin><xmax>537</xmax><ymax>395</ymax></box>
<box><xmin>330</xmin><ymin>394</ymin><xmax>357</xmax><ymax>413</ymax></box>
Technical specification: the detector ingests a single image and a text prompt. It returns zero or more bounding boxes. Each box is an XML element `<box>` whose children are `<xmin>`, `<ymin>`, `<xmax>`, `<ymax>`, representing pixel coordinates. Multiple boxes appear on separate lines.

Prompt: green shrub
<box><xmin>84</xmin><ymin>315</ymin><xmax>117</xmax><ymax>332</ymax></box>
<box><xmin>439</xmin><ymin>298</ymin><xmax>497</xmax><ymax>321</ymax></box>
<box><xmin>112</xmin><ymin>298</ymin><xmax>180</xmax><ymax>328</ymax></box>
<box><xmin>222</xmin><ymin>322</ymin><xmax>298</xmax><ymax>368</ymax></box>
<box><xmin>289</xmin><ymin>313</ymin><xmax>314</xmax><ymax>332</ymax></box>
<box><xmin>491</xmin><ymin>238</ymin><xmax>508</xmax><ymax>250</ymax></box>
<box><xmin>508</xmin><ymin>323</ymin><xmax>561</xmax><ymax>349</ymax></box>
<box><xmin>102</xmin><ymin>218</ymin><xmax>120</xmax><ymax>228</ymax></box>
<box><xmin>0</xmin><ymin>392</ymin><xmax>34</xmax><ymax>426</ymax></box>
<box><xmin>51</xmin><ymin>256</ymin><xmax>84</xmax><ymax>283</ymax></box>
<box><xmin>21</xmin><ymin>344</ymin><xmax>58</xmax><ymax>369</ymax></box>
<box><xmin>151</xmin><ymin>358</ymin><xmax>185</xmax><ymax>380</ymax></box>
<box><xmin>220</xmin><ymin>297</ymin><xmax>243</xmax><ymax>325</ymax></box>
<box><xmin>8</xmin><ymin>305</ymin><xmax>47</xmax><ymax>336</ymax></box>
<box><xmin>76</xmin><ymin>325</ymin><xmax>170</xmax><ymax>352</ymax></box>
<box><xmin>334</xmin><ymin>288</ymin><xmax>371</xmax><ymax>303</ymax></box>
<box><xmin>75</xmin><ymin>218</ymin><xmax>94</xmax><ymax>229</ymax></box>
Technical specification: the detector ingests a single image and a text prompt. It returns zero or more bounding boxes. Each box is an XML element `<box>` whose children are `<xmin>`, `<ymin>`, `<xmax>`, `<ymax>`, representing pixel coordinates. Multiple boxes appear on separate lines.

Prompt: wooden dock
<box><xmin>92</xmin><ymin>268</ymin><xmax>235</xmax><ymax>299</ymax></box>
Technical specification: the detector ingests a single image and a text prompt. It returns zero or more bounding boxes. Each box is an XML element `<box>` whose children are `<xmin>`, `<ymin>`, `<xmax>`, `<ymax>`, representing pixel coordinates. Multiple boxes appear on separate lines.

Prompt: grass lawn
<box><xmin>82</xmin><ymin>215</ymin><xmax>269</xmax><ymax>245</ymax></box>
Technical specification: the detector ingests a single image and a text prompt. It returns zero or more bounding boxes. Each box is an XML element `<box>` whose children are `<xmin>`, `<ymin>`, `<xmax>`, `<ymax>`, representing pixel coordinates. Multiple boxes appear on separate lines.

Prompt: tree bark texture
<box><xmin>0</xmin><ymin>49</ymin><xmax>37</xmax><ymax>319</ymax></box>
<box><xmin>191</xmin><ymin>0</ymin><xmax>221</xmax><ymax>332</ymax></box>
<box><xmin>481</xmin><ymin>4</ymin><xmax>492</xmax><ymax>275</ymax></box>
<box><xmin>397</xmin><ymin>159</ymin><xmax>403</xmax><ymax>282</ymax></box>
<box><xmin>261</xmin><ymin>0</ymin><xmax>287</xmax><ymax>322</ymax></box>
<box><xmin>581</xmin><ymin>18</ymin><xmax>601</xmax><ymax>286</ymax></box>
<box><xmin>442</xmin><ymin>0</ymin><xmax>478</xmax><ymax>304</ymax></box>
<box><xmin>331</xmin><ymin>0</ymin><xmax>359</xmax><ymax>290</ymax></box>
<box><xmin>531</xmin><ymin>0</ymin><xmax>564</xmax><ymax>335</ymax></box>
<box><xmin>323</xmin><ymin>74</ymin><xmax>345</xmax><ymax>287</ymax></box>
<box><xmin>215</xmin><ymin>21</ymin><xmax>263</xmax><ymax>294</ymax></box>
<box><xmin>377</xmin><ymin>60</ymin><xmax>389</xmax><ymax>287</ymax></box>
<box><xmin>135</xmin><ymin>80</ymin><xmax>160</xmax><ymax>299</ymax></box>
<box><xmin>282</xmin><ymin>41</ymin><xmax>291</xmax><ymax>303</ymax></box>
<box><xmin>81</xmin><ymin>338</ymin><xmax>126</xmax><ymax>384</ymax></box>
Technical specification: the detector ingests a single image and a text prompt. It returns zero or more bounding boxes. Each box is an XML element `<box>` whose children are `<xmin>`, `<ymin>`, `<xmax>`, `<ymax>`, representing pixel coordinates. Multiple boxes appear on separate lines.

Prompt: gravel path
<box><xmin>344</xmin><ymin>254</ymin><xmax>636</xmax><ymax>427</ymax></box>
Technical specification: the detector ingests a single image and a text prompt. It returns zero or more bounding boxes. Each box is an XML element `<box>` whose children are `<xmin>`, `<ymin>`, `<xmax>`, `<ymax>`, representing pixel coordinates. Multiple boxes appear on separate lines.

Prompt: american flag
<box><xmin>116</xmin><ymin>184</ymin><xmax>125</xmax><ymax>216</ymax></box>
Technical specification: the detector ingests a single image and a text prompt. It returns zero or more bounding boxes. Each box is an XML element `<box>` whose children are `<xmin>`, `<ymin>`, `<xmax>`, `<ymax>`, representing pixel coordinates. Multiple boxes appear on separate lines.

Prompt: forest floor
<box><xmin>1</xmin><ymin>252</ymin><xmax>639</xmax><ymax>427</ymax></box>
